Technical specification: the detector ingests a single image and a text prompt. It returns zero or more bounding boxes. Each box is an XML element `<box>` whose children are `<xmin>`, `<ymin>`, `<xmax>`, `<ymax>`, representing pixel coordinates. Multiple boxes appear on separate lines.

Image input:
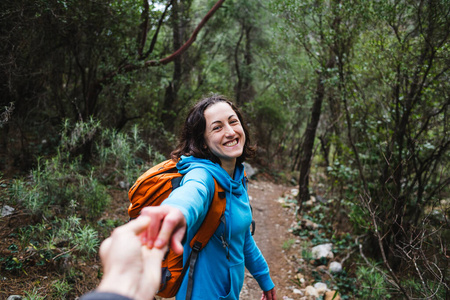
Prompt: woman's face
<box><xmin>203</xmin><ymin>102</ymin><xmax>246</xmax><ymax>166</ymax></box>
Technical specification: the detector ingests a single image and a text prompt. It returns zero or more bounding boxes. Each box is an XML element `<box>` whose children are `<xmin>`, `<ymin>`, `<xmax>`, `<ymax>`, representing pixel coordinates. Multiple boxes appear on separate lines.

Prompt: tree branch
<box><xmin>145</xmin><ymin>0</ymin><xmax>225</xmax><ymax>67</ymax></box>
<box><xmin>142</xmin><ymin>0</ymin><xmax>173</xmax><ymax>60</ymax></box>
<box><xmin>100</xmin><ymin>0</ymin><xmax>225</xmax><ymax>83</ymax></box>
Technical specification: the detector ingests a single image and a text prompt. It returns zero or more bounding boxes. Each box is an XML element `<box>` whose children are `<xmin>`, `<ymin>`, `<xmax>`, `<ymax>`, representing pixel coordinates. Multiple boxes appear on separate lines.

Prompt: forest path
<box><xmin>239</xmin><ymin>179</ymin><xmax>299</xmax><ymax>300</ymax></box>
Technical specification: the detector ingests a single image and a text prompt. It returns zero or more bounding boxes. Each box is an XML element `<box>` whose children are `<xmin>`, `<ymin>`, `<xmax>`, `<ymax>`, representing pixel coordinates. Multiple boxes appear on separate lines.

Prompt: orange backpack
<box><xmin>127</xmin><ymin>159</ymin><xmax>227</xmax><ymax>299</ymax></box>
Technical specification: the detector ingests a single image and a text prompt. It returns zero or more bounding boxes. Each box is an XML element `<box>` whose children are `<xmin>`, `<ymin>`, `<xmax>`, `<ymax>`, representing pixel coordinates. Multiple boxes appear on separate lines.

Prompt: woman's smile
<box><xmin>224</xmin><ymin>139</ymin><xmax>238</xmax><ymax>147</ymax></box>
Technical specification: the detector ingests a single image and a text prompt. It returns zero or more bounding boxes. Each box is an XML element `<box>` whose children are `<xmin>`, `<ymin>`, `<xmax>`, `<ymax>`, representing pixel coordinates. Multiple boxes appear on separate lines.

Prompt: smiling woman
<box><xmin>139</xmin><ymin>94</ymin><xmax>277</xmax><ymax>300</ymax></box>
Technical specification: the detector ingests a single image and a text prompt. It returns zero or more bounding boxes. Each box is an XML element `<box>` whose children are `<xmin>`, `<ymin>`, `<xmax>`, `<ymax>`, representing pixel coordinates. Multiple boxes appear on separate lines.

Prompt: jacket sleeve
<box><xmin>243</xmin><ymin>228</ymin><xmax>275</xmax><ymax>292</ymax></box>
<box><xmin>161</xmin><ymin>168</ymin><xmax>215</xmax><ymax>234</ymax></box>
<box><xmin>79</xmin><ymin>292</ymin><xmax>133</xmax><ymax>300</ymax></box>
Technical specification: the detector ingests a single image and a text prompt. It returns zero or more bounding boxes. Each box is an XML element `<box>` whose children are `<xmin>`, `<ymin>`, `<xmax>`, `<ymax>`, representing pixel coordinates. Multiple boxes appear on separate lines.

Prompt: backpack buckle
<box><xmin>192</xmin><ymin>241</ymin><xmax>202</xmax><ymax>252</ymax></box>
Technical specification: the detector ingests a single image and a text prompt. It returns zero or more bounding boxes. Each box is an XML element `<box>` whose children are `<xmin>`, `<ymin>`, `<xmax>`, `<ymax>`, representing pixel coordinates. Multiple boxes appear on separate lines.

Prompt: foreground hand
<box><xmin>97</xmin><ymin>216</ymin><xmax>167</xmax><ymax>300</ymax></box>
<box><xmin>140</xmin><ymin>205</ymin><xmax>186</xmax><ymax>254</ymax></box>
<box><xmin>261</xmin><ymin>287</ymin><xmax>277</xmax><ymax>300</ymax></box>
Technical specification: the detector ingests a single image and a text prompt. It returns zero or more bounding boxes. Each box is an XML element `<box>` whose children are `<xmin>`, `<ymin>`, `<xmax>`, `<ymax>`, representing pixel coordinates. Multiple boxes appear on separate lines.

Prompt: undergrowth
<box><xmin>290</xmin><ymin>194</ymin><xmax>447</xmax><ymax>299</ymax></box>
<box><xmin>1</xmin><ymin>119</ymin><xmax>166</xmax><ymax>298</ymax></box>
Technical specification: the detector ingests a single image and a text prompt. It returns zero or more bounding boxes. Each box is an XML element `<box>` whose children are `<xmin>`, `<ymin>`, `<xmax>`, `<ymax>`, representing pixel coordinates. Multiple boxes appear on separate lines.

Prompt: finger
<box><xmin>126</xmin><ymin>215</ymin><xmax>152</xmax><ymax>235</ymax></box>
<box><xmin>153</xmin><ymin>208</ymin><xmax>186</xmax><ymax>249</ymax></box>
<box><xmin>99</xmin><ymin>237</ymin><xmax>112</xmax><ymax>261</ymax></box>
<box><xmin>154</xmin><ymin>214</ymin><xmax>182</xmax><ymax>249</ymax></box>
<box><xmin>136</xmin><ymin>245</ymin><xmax>169</xmax><ymax>300</ymax></box>
<box><xmin>169</xmin><ymin>225</ymin><xmax>186</xmax><ymax>255</ymax></box>
<box><xmin>140</xmin><ymin>207</ymin><xmax>169</xmax><ymax>248</ymax></box>
<box><xmin>270</xmin><ymin>289</ymin><xmax>277</xmax><ymax>300</ymax></box>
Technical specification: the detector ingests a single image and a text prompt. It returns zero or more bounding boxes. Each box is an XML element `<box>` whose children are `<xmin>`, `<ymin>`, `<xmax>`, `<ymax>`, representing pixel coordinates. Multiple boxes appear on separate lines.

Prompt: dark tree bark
<box><xmin>297</xmin><ymin>72</ymin><xmax>325</xmax><ymax>213</ymax></box>
<box><xmin>162</xmin><ymin>0</ymin><xmax>185</xmax><ymax>132</ymax></box>
<box><xmin>235</xmin><ymin>22</ymin><xmax>255</xmax><ymax>107</ymax></box>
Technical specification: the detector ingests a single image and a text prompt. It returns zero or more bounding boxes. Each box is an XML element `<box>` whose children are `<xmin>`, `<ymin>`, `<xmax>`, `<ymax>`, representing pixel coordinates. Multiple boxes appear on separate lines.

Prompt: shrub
<box><xmin>356</xmin><ymin>264</ymin><xmax>392</xmax><ymax>299</ymax></box>
<box><xmin>51</xmin><ymin>279</ymin><xmax>72</xmax><ymax>299</ymax></box>
<box><xmin>23</xmin><ymin>288</ymin><xmax>45</xmax><ymax>300</ymax></box>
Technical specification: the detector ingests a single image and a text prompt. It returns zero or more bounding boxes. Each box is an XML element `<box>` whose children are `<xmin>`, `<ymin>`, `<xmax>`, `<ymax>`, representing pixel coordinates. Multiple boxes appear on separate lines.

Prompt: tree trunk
<box><xmin>162</xmin><ymin>0</ymin><xmax>184</xmax><ymax>132</ymax></box>
<box><xmin>297</xmin><ymin>72</ymin><xmax>325</xmax><ymax>214</ymax></box>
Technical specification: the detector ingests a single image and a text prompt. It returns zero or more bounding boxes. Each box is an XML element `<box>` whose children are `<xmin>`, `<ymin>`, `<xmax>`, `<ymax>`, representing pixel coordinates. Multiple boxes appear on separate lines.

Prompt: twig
<box><xmin>52</xmin><ymin>245</ymin><xmax>78</xmax><ymax>261</ymax></box>
<box><xmin>361</xmin><ymin>194</ymin><xmax>412</xmax><ymax>299</ymax></box>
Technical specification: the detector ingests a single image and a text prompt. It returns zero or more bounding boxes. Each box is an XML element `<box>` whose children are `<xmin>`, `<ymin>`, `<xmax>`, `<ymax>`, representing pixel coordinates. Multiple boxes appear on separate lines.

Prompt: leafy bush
<box><xmin>5</xmin><ymin>216</ymin><xmax>100</xmax><ymax>275</ymax></box>
<box><xmin>10</xmin><ymin>153</ymin><xmax>111</xmax><ymax>220</ymax></box>
<box><xmin>23</xmin><ymin>288</ymin><xmax>45</xmax><ymax>300</ymax></box>
<box><xmin>96</xmin><ymin>124</ymin><xmax>166</xmax><ymax>186</ymax></box>
<box><xmin>356</xmin><ymin>264</ymin><xmax>392</xmax><ymax>299</ymax></box>
<box><xmin>51</xmin><ymin>279</ymin><xmax>73</xmax><ymax>299</ymax></box>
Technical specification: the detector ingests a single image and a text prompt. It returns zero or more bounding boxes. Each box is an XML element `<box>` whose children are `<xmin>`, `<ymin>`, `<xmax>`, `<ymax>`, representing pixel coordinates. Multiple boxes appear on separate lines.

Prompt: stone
<box><xmin>311</xmin><ymin>243</ymin><xmax>334</xmax><ymax>260</ymax></box>
<box><xmin>329</xmin><ymin>261</ymin><xmax>343</xmax><ymax>273</ymax></box>
<box><xmin>305</xmin><ymin>285</ymin><xmax>319</xmax><ymax>298</ymax></box>
<box><xmin>325</xmin><ymin>291</ymin><xmax>341</xmax><ymax>300</ymax></box>
<box><xmin>313</xmin><ymin>282</ymin><xmax>328</xmax><ymax>295</ymax></box>
<box><xmin>295</xmin><ymin>273</ymin><xmax>306</xmax><ymax>285</ymax></box>
<box><xmin>7</xmin><ymin>296</ymin><xmax>22</xmax><ymax>300</ymax></box>
<box><xmin>118</xmin><ymin>181</ymin><xmax>129</xmax><ymax>190</ymax></box>
<box><xmin>1</xmin><ymin>205</ymin><xmax>15</xmax><ymax>217</ymax></box>
<box><xmin>293</xmin><ymin>288</ymin><xmax>303</xmax><ymax>295</ymax></box>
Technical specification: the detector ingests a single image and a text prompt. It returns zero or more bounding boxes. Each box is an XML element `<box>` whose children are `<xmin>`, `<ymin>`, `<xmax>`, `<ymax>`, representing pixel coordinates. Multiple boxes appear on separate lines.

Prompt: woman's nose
<box><xmin>224</xmin><ymin>124</ymin><xmax>235</xmax><ymax>136</ymax></box>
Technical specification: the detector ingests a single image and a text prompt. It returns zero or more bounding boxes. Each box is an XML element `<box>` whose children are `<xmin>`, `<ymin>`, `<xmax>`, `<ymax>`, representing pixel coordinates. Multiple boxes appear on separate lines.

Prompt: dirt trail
<box><xmin>239</xmin><ymin>180</ymin><xmax>298</xmax><ymax>300</ymax></box>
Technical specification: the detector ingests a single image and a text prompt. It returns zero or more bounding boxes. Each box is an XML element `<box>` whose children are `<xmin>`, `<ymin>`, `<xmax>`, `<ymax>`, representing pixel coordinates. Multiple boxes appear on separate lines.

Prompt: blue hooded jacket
<box><xmin>161</xmin><ymin>156</ymin><xmax>274</xmax><ymax>300</ymax></box>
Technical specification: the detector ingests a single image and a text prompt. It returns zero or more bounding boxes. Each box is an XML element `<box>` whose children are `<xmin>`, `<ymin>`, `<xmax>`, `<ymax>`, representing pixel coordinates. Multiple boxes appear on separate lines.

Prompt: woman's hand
<box><xmin>261</xmin><ymin>287</ymin><xmax>277</xmax><ymax>300</ymax></box>
<box><xmin>139</xmin><ymin>205</ymin><xmax>187</xmax><ymax>254</ymax></box>
<box><xmin>97</xmin><ymin>216</ymin><xmax>167</xmax><ymax>300</ymax></box>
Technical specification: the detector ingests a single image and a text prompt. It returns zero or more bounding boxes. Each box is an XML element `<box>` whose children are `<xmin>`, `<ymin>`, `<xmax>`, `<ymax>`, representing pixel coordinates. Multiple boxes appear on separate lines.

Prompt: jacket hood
<box><xmin>176</xmin><ymin>155</ymin><xmax>245</xmax><ymax>195</ymax></box>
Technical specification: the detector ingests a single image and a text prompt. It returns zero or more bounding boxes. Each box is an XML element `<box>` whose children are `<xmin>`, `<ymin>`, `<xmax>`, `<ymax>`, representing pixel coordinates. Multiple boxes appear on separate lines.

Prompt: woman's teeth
<box><xmin>225</xmin><ymin>140</ymin><xmax>237</xmax><ymax>146</ymax></box>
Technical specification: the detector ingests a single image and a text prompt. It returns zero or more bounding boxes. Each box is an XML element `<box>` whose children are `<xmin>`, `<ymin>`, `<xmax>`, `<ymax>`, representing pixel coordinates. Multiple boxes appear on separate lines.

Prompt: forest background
<box><xmin>0</xmin><ymin>0</ymin><xmax>448</xmax><ymax>299</ymax></box>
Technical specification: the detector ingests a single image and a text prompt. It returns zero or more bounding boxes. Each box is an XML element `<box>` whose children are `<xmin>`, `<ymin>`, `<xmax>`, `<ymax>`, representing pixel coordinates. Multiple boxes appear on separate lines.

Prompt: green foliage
<box><xmin>329</xmin><ymin>270</ymin><xmax>358</xmax><ymax>300</ymax></box>
<box><xmin>95</xmin><ymin>124</ymin><xmax>165</xmax><ymax>185</ymax></box>
<box><xmin>74</xmin><ymin>225</ymin><xmax>100</xmax><ymax>257</ymax></box>
<box><xmin>401</xmin><ymin>277</ymin><xmax>447</xmax><ymax>300</ymax></box>
<box><xmin>60</xmin><ymin>118</ymin><xmax>101</xmax><ymax>153</ymax></box>
<box><xmin>10</xmin><ymin>152</ymin><xmax>111</xmax><ymax>219</ymax></box>
<box><xmin>301</xmin><ymin>242</ymin><xmax>314</xmax><ymax>261</ymax></box>
<box><xmin>0</xmin><ymin>251</ymin><xmax>23</xmax><ymax>273</ymax></box>
<box><xmin>356</xmin><ymin>264</ymin><xmax>392</xmax><ymax>299</ymax></box>
<box><xmin>8</xmin><ymin>118</ymin><xmax>167</xmax><ymax>220</ymax></box>
<box><xmin>3</xmin><ymin>117</ymin><xmax>164</xmax><ymax>289</ymax></box>
<box><xmin>282</xmin><ymin>238</ymin><xmax>296</xmax><ymax>250</ymax></box>
<box><xmin>23</xmin><ymin>288</ymin><xmax>45</xmax><ymax>300</ymax></box>
<box><xmin>52</xmin><ymin>279</ymin><xmax>73</xmax><ymax>299</ymax></box>
<box><xmin>11</xmin><ymin>216</ymin><xmax>100</xmax><ymax>272</ymax></box>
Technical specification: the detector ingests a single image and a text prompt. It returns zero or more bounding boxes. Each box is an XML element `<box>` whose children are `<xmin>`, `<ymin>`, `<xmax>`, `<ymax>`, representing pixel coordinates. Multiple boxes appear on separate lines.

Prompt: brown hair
<box><xmin>171</xmin><ymin>94</ymin><xmax>256</xmax><ymax>165</ymax></box>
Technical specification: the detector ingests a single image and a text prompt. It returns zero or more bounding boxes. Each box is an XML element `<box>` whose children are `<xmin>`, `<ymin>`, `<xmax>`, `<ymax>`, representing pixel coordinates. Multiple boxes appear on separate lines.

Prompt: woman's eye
<box><xmin>213</xmin><ymin>126</ymin><xmax>221</xmax><ymax>131</ymax></box>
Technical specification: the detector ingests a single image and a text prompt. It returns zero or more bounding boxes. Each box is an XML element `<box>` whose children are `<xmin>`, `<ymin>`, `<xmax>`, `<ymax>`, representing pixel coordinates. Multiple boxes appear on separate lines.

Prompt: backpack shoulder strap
<box><xmin>189</xmin><ymin>179</ymin><xmax>226</xmax><ymax>249</ymax></box>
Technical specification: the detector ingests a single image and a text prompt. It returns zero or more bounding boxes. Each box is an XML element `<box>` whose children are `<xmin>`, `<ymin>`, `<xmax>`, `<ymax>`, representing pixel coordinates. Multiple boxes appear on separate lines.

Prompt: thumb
<box><xmin>127</xmin><ymin>216</ymin><xmax>152</xmax><ymax>235</ymax></box>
